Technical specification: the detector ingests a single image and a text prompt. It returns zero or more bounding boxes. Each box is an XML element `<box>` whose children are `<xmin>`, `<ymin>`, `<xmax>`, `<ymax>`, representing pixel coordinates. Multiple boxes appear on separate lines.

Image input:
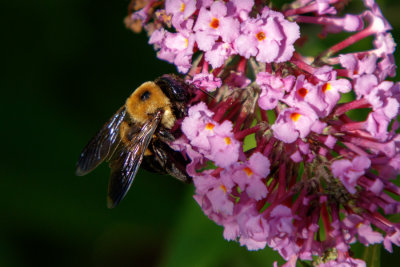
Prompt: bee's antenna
<box><xmin>184</xmin><ymin>75</ymin><xmax>216</xmax><ymax>99</ymax></box>
<box><xmin>198</xmin><ymin>87</ymin><xmax>215</xmax><ymax>99</ymax></box>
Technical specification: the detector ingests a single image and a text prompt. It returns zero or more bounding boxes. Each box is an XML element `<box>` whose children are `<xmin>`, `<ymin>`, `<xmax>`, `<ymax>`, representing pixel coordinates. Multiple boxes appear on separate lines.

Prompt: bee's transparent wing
<box><xmin>76</xmin><ymin>107</ymin><xmax>126</xmax><ymax>176</ymax></box>
<box><xmin>107</xmin><ymin>110</ymin><xmax>162</xmax><ymax>208</ymax></box>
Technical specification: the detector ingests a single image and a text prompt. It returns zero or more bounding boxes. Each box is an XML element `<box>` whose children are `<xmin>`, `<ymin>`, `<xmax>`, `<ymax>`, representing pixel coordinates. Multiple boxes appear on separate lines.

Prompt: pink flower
<box><xmin>188</xmin><ymin>73</ymin><xmax>222</xmax><ymax>92</ymax></box>
<box><xmin>374</xmin><ymin>32</ymin><xmax>396</xmax><ymax>57</ymax></box>
<box><xmin>339</xmin><ymin>53</ymin><xmax>377</xmax><ymax>77</ymax></box>
<box><xmin>194</xmin><ymin>1</ymin><xmax>239</xmax><ymax>51</ymax></box>
<box><xmin>365</xmin><ymin>81</ymin><xmax>399</xmax><ymax>115</ymax></box>
<box><xmin>131</xmin><ymin>0</ymin><xmax>400</xmax><ymax>265</ymax></box>
<box><xmin>204</xmin><ymin>41</ymin><xmax>235</xmax><ymax>69</ymax></box>
<box><xmin>181</xmin><ymin>103</ymin><xmax>240</xmax><ymax>168</ymax></box>
<box><xmin>149</xmin><ymin>21</ymin><xmax>195</xmax><ymax>73</ymax></box>
<box><xmin>257</xmin><ymin>72</ymin><xmax>295</xmax><ymax>110</ymax></box>
<box><xmin>226</xmin><ymin>0</ymin><xmax>254</xmax><ymax>20</ymax></box>
<box><xmin>331</xmin><ymin>156</ymin><xmax>371</xmax><ymax>194</ymax></box>
<box><xmin>237</xmin><ymin>203</ymin><xmax>269</xmax><ymax>250</ymax></box>
<box><xmin>315</xmin><ymin>0</ymin><xmax>337</xmax><ymax>15</ymax></box>
<box><xmin>267</xmin><ymin>205</ymin><xmax>299</xmax><ymax>260</ymax></box>
<box><xmin>181</xmin><ymin>102</ymin><xmax>215</xmax><ymax>151</ymax></box>
<box><xmin>318</xmin><ymin>78</ymin><xmax>352</xmax><ymax>117</ymax></box>
<box><xmin>231</xmin><ymin>152</ymin><xmax>270</xmax><ymax>200</ymax></box>
<box><xmin>283</xmin><ymin>75</ymin><xmax>327</xmax><ymax>116</ymax></box>
<box><xmin>165</xmin><ymin>0</ymin><xmax>196</xmax><ymax>27</ymax></box>
<box><xmin>235</xmin><ymin>8</ymin><xmax>300</xmax><ymax>63</ymax></box>
<box><xmin>383</xmin><ymin>228</ymin><xmax>400</xmax><ymax>253</ymax></box>
<box><xmin>271</xmin><ymin>106</ymin><xmax>322</xmax><ymax>143</ymax></box>
<box><xmin>342</xmin><ymin>214</ymin><xmax>384</xmax><ymax>246</ymax></box>
<box><xmin>193</xmin><ymin>172</ymin><xmax>235</xmax><ymax>215</ymax></box>
<box><xmin>208</xmin><ymin>121</ymin><xmax>240</xmax><ymax>168</ymax></box>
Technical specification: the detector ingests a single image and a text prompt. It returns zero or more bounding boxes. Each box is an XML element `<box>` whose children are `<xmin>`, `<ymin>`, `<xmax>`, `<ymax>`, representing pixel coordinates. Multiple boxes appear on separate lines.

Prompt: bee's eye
<box><xmin>140</xmin><ymin>90</ymin><xmax>151</xmax><ymax>101</ymax></box>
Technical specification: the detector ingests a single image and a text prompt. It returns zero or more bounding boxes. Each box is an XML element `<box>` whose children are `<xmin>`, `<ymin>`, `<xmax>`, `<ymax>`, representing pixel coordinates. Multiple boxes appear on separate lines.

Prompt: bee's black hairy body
<box><xmin>76</xmin><ymin>74</ymin><xmax>195</xmax><ymax>208</ymax></box>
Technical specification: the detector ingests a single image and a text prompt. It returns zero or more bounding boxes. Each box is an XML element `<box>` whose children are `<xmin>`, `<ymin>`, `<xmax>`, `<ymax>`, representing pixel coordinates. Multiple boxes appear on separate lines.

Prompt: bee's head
<box><xmin>155</xmin><ymin>74</ymin><xmax>192</xmax><ymax>102</ymax></box>
<box><xmin>126</xmin><ymin>82</ymin><xmax>175</xmax><ymax>128</ymax></box>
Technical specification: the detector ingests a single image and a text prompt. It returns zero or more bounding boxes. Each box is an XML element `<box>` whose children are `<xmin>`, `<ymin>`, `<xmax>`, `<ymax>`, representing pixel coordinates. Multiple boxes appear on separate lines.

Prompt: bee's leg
<box><xmin>141</xmin><ymin>147</ymin><xmax>168</xmax><ymax>175</ymax></box>
<box><xmin>151</xmin><ymin>140</ymin><xmax>192</xmax><ymax>183</ymax></box>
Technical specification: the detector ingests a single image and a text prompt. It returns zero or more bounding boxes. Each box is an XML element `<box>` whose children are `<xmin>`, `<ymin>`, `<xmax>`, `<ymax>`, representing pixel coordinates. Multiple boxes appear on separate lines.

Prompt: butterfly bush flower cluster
<box><xmin>126</xmin><ymin>0</ymin><xmax>399</xmax><ymax>265</ymax></box>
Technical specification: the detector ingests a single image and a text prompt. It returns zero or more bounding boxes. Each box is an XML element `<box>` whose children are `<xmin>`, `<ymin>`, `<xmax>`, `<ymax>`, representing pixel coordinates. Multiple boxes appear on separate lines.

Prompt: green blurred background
<box><xmin>1</xmin><ymin>1</ymin><xmax>399</xmax><ymax>266</ymax></box>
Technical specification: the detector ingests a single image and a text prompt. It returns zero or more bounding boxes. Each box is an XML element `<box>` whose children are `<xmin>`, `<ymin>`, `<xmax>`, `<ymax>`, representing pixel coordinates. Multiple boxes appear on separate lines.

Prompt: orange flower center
<box><xmin>297</xmin><ymin>87</ymin><xmax>308</xmax><ymax>98</ymax></box>
<box><xmin>290</xmin><ymin>112</ymin><xmax>301</xmax><ymax>122</ymax></box>
<box><xmin>256</xmin><ymin>31</ymin><xmax>266</xmax><ymax>41</ymax></box>
<box><xmin>224</xmin><ymin>137</ymin><xmax>231</xmax><ymax>145</ymax></box>
<box><xmin>206</xmin><ymin>123</ymin><xmax>215</xmax><ymax>130</ymax></box>
<box><xmin>220</xmin><ymin>184</ymin><xmax>227</xmax><ymax>193</ymax></box>
<box><xmin>180</xmin><ymin>3</ymin><xmax>185</xmax><ymax>12</ymax></box>
<box><xmin>244</xmin><ymin>167</ymin><xmax>253</xmax><ymax>177</ymax></box>
<box><xmin>322</xmin><ymin>83</ymin><xmax>332</xmax><ymax>93</ymax></box>
<box><xmin>210</xmin><ymin>18</ymin><xmax>220</xmax><ymax>29</ymax></box>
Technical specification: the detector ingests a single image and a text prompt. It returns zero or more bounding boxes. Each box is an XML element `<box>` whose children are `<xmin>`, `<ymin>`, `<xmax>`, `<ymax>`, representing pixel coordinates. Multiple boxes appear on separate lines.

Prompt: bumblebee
<box><xmin>76</xmin><ymin>74</ymin><xmax>193</xmax><ymax>208</ymax></box>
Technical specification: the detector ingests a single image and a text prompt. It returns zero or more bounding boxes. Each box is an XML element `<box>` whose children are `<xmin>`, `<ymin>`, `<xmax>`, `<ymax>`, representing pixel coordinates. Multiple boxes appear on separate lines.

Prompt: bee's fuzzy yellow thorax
<box><xmin>125</xmin><ymin>81</ymin><xmax>176</xmax><ymax>128</ymax></box>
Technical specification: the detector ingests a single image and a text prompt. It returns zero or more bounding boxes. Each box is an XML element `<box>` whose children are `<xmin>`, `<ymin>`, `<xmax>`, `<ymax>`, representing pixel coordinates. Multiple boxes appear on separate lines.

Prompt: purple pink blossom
<box><xmin>128</xmin><ymin>0</ymin><xmax>400</xmax><ymax>266</ymax></box>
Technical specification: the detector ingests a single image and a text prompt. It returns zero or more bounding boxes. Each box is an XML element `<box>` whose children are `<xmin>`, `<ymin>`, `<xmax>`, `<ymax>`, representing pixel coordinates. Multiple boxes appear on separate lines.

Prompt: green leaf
<box><xmin>362</xmin><ymin>244</ymin><xmax>381</xmax><ymax>267</ymax></box>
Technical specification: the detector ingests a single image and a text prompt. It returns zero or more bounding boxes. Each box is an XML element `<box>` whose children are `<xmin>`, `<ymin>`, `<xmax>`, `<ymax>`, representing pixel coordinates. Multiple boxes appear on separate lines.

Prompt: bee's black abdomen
<box><xmin>142</xmin><ymin>140</ymin><xmax>191</xmax><ymax>184</ymax></box>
